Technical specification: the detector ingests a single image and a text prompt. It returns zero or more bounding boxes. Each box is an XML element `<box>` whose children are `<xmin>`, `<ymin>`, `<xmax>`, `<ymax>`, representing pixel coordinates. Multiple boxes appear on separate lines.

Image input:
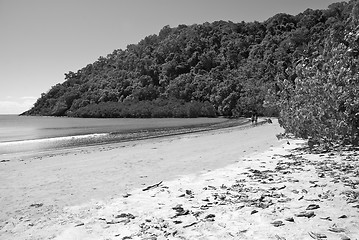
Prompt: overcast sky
<box><xmin>0</xmin><ymin>0</ymin><xmax>340</xmax><ymax>114</ymax></box>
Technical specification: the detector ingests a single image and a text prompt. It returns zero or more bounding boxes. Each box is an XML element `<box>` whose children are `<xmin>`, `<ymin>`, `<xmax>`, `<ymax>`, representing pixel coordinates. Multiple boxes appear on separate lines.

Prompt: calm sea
<box><xmin>0</xmin><ymin>115</ymin><xmax>226</xmax><ymax>157</ymax></box>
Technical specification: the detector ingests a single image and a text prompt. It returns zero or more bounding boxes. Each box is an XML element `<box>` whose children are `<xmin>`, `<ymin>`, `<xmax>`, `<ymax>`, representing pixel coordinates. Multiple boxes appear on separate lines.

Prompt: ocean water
<box><xmin>0</xmin><ymin>115</ymin><xmax>226</xmax><ymax>157</ymax></box>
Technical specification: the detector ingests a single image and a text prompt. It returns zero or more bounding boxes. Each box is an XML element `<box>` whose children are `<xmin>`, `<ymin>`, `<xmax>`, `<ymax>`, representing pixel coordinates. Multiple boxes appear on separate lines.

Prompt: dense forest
<box><xmin>22</xmin><ymin>1</ymin><xmax>359</xmax><ymax>145</ymax></box>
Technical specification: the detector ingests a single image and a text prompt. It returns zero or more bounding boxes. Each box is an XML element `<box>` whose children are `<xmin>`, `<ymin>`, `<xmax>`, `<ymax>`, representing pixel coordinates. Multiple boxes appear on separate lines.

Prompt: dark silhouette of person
<box><xmin>251</xmin><ymin>110</ymin><xmax>258</xmax><ymax>125</ymax></box>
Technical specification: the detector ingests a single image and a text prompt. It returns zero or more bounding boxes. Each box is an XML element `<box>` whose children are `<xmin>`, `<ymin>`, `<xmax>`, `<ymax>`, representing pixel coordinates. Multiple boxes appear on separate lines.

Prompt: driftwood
<box><xmin>142</xmin><ymin>181</ymin><xmax>163</xmax><ymax>191</ymax></box>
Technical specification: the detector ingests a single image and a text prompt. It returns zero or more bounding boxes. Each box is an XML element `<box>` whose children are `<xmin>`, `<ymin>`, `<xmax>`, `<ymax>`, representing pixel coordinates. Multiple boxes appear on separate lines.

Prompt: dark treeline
<box><xmin>69</xmin><ymin>99</ymin><xmax>216</xmax><ymax>118</ymax></box>
<box><xmin>23</xmin><ymin>1</ymin><xmax>359</xmax><ymax>145</ymax></box>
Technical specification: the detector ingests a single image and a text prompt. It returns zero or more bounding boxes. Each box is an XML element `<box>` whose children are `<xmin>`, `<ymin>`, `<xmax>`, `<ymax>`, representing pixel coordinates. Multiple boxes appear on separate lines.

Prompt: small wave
<box><xmin>0</xmin><ymin>133</ymin><xmax>109</xmax><ymax>146</ymax></box>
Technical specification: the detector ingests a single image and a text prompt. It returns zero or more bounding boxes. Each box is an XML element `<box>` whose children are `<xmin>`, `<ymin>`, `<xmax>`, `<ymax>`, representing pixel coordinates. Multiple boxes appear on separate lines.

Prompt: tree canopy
<box><xmin>22</xmin><ymin>1</ymin><xmax>359</xmax><ymax>144</ymax></box>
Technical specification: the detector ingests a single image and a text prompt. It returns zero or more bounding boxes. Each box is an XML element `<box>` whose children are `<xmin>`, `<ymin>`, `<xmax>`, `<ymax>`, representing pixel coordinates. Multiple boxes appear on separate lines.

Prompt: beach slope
<box><xmin>1</xmin><ymin>119</ymin><xmax>358</xmax><ymax>239</ymax></box>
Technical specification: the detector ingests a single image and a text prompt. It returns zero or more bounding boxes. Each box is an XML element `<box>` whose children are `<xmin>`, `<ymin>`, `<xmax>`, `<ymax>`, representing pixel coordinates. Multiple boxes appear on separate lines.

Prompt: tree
<box><xmin>277</xmin><ymin>22</ymin><xmax>359</xmax><ymax>145</ymax></box>
<box><xmin>22</xmin><ymin>1</ymin><xmax>358</xmax><ymax>120</ymax></box>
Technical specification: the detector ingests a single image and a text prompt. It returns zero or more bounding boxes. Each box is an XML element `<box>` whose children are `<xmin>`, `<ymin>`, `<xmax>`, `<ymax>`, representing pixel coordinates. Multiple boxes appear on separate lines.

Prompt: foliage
<box><xmin>276</xmin><ymin>3</ymin><xmax>359</xmax><ymax>145</ymax></box>
<box><xmin>21</xmin><ymin>0</ymin><xmax>358</xmax><ymax>128</ymax></box>
<box><xmin>68</xmin><ymin>98</ymin><xmax>216</xmax><ymax>118</ymax></box>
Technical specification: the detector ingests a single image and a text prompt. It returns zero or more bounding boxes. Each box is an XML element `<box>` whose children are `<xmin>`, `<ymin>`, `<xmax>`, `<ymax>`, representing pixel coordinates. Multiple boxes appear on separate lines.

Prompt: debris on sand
<box><xmin>4</xmin><ymin>139</ymin><xmax>359</xmax><ymax>239</ymax></box>
<box><xmin>142</xmin><ymin>181</ymin><xmax>163</xmax><ymax>191</ymax></box>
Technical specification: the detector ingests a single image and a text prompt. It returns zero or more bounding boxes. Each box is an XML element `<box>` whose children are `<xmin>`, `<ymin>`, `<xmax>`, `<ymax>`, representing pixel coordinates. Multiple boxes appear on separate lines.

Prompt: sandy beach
<box><xmin>1</xmin><ymin>119</ymin><xmax>358</xmax><ymax>240</ymax></box>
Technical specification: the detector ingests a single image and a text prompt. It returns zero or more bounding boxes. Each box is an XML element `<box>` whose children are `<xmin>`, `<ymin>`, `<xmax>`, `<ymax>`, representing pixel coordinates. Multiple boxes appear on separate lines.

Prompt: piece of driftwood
<box><xmin>142</xmin><ymin>181</ymin><xmax>163</xmax><ymax>191</ymax></box>
<box><xmin>183</xmin><ymin>221</ymin><xmax>198</xmax><ymax>228</ymax></box>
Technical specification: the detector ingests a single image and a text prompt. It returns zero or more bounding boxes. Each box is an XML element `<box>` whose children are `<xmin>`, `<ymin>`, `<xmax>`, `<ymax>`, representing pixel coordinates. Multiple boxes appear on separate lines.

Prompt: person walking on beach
<box><xmin>251</xmin><ymin>110</ymin><xmax>258</xmax><ymax>125</ymax></box>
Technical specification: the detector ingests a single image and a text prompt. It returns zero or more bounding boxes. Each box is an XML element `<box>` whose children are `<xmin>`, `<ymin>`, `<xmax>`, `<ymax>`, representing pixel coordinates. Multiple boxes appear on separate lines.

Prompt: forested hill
<box><xmin>22</xmin><ymin>1</ymin><xmax>356</xmax><ymax>119</ymax></box>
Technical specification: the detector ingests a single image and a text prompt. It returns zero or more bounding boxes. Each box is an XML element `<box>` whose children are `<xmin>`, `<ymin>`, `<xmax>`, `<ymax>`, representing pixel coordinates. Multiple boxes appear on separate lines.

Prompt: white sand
<box><xmin>1</xmin><ymin>119</ymin><xmax>358</xmax><ymax>240</ymax></box>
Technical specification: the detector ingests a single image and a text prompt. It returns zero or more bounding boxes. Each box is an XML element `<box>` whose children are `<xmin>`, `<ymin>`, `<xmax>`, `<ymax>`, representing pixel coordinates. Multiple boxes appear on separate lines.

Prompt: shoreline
<box><xmin>0</xmin><ymin>117</ymin><xmax>244</xmax><ymax>159</ymax></box>
<box><xmin>1</xmin><ymin>118</ymin><xmax>283</xmax><ymax>238</ymax></box>
<box><xmin>3</xmin><ymin>119</ymin><xmax>357</xmax><ymax>239</ymax></box>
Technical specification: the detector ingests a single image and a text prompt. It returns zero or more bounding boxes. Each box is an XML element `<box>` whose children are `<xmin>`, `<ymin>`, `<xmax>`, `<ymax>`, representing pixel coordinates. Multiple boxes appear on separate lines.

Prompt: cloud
<box><xmin>21</xmin><ymin>96</ymin><xmax>38</xmax><ymax>106</ymax></box>
<box><xmin>0</xmin><ymin>97</ymin><xmax>37</xmax><ymax>114</ymax></box>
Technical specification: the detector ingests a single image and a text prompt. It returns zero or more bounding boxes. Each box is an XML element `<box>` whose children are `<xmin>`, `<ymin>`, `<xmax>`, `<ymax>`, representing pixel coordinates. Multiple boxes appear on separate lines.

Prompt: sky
<box><xmin>0</xmin><ymin>0</ymin><xmax>340</xmax><ymax>114</ymax></box>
